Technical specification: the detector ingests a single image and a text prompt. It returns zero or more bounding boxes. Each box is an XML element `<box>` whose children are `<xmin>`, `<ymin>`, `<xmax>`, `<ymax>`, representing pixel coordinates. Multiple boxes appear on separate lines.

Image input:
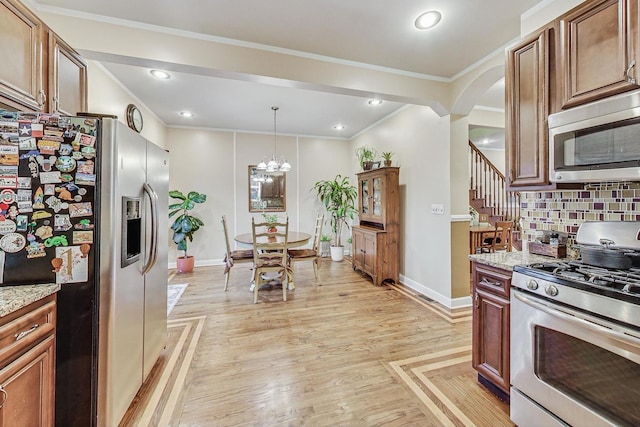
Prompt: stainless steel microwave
<box><xmin>549</xmin><ymin>90</ymin><xmax>640</xmax><ymax>183</ymax></box>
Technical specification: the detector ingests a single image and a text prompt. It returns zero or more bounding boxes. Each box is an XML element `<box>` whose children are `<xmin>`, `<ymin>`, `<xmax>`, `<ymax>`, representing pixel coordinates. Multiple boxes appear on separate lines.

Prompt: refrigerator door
<box><xmin>97</xmin><ymin>119</ymin><xmax>145</xmax><ymax>427</ymax></box>
<box><xmin>142</xmin><ymin>140</ymin><xmax>168</xmax><ymax>378</ymax></box>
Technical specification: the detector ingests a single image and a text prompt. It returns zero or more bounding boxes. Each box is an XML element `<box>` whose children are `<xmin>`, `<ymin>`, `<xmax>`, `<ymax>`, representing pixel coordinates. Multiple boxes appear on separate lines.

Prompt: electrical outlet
<box><xmin>431</xmin><ymin>204</ymin><xmax>445</xmax><ymax>215</ymax></box>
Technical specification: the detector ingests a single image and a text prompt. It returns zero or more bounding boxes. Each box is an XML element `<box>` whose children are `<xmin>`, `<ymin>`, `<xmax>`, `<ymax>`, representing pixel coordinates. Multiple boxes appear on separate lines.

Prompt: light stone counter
<box><xmin>0</xmin><ymin>284</ymin><xmax>60</xmax><ymax>317</ymax></box>
<box><xmin>469</xmin><ymin>251</ymin><xmax>565</xmax><ymax>272</ymax></box>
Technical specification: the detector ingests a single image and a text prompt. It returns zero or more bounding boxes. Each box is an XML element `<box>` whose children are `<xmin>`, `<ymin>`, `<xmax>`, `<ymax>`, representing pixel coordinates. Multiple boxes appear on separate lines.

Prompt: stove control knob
<box><xmin>545</xmin><ymin>285</ymin><xmax>559</xmax><ymax>297</ymax></box>
<box><xmin>527</xmin><ymin>280</ymin><xmax>539</xmax><ymax>290</ymax></box>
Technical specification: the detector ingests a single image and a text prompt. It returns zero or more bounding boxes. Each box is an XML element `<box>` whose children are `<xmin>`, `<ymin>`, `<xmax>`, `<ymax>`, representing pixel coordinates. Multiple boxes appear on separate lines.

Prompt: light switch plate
<box><xmin>431</xmin><ymin>204</ymin><xmax>445</xmax><ymax>215</ymax></box>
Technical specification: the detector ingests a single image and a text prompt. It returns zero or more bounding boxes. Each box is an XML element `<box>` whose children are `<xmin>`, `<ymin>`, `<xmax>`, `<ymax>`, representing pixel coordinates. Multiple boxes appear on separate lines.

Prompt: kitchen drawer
<box><xmin>0</xmin><ymin>294</ymin><xmax>56</xmax><ymax>367</ymax></box>
<box><xmin>474</xmin><ymin>264</ymin><xmax>511</xmax><ymax>299</ymax></box>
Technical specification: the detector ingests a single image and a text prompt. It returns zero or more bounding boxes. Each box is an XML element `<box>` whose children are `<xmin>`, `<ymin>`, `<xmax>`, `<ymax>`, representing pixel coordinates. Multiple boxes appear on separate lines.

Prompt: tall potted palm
<box><xmin>169</xmin><ymin>190</ymin><xmax>207</xmax><ymax>273</ymax></box>
<box><xmin>312</xmin><ymin>175</ymin><xmax>357</xmax><ymax>261</ymax></box>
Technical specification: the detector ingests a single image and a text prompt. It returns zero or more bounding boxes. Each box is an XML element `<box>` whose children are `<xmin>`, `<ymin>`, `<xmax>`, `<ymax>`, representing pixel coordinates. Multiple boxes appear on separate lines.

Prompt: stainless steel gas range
<box><xmin>510</xmin><ymin>221</ymin><xmax>640</xmax><ymax>427</ymax></box>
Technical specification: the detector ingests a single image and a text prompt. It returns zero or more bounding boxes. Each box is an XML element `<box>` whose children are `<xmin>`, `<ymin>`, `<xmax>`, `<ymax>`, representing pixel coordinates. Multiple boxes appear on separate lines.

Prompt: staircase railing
<box><xmin>468</xmin><ymin>140</ymin><xmax>520</xmax><ymax>224</ymax></box>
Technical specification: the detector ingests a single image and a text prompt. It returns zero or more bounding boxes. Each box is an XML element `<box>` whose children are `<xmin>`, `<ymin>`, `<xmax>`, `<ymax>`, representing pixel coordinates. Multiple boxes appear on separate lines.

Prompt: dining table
<box><xmin>234</xmin><ymin>231</ymin><xmax>311</xmax><ymax>290</ymax></box>
<box><xmin>234</xmin><ymin>231</ymin><xmax>311</xmax><ymax>248</ymax></box>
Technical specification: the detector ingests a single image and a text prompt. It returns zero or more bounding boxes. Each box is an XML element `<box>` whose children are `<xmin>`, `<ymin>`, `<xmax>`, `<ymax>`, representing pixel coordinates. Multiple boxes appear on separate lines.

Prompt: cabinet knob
<box><xmin>38</xmin><ymin>89</ymin><xmax>47</xmax><ymax>109</ymax></box>
<box><xmin>0</xmin><ymin>385</ymin><xmax>7</xmax><ymax>408</ymax></box>
<box><xmin>626</xmin><ymin>60</ymin><xmax>636</xmax><ymax>84</ymax></box>
<box><xmin>474</xmin><ymin>293</ymin><xmax>479</xmax><ymax>308</ymax></box>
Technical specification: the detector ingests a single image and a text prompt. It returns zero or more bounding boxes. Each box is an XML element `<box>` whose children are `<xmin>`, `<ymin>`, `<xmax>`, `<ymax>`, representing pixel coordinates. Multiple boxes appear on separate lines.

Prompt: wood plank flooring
<box><xmin>121</xmin><ymin>259</ymin><xmax>512</xmax><ymax>426</ymax></box>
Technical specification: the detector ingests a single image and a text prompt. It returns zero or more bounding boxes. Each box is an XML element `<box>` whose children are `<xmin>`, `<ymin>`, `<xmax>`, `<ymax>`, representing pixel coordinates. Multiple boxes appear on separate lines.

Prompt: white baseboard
<box><xmin>168</xmin><ymin>258</ymin><xmax>224</xmax><ymax>269</ymax></box>
<box><xmin>167</xmin><ymin>258</ymin><xmax>472</xmax><ymax>310</ymax></box>
<box><xmin>399</xmin><ymin>274</ymin><xmax>472</xmax><ymax>309</ymax></box>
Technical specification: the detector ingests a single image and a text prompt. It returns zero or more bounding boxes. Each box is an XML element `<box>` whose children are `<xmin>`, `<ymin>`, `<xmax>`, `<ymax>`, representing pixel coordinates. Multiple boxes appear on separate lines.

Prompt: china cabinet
<box><xmin>352</xmin><ymin>167</ymin><xmax>399</xmax><ymax>286</ymax></box>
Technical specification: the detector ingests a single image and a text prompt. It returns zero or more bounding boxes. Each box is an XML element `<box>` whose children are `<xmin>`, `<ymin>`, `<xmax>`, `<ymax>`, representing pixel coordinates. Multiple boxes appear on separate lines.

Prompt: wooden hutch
<box><xmin>352</xmin><ymin>167</ymin><xmax>399</xmax><ymax>286</ymax></box>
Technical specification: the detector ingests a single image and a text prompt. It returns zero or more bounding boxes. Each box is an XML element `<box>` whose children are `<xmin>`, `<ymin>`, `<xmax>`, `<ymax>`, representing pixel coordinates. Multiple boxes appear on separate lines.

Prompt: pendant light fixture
<box><xmin>257</xmin><ymin>106</ymin><xmax>291</xmax><ymax>172</ymax></box>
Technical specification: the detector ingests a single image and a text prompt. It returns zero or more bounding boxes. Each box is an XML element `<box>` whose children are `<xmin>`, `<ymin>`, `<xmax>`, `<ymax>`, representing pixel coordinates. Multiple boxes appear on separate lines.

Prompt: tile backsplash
<box><xmin>520</xmin><ymin>182</ymin><xmax>640</xmax><ymax>248</ymax></box>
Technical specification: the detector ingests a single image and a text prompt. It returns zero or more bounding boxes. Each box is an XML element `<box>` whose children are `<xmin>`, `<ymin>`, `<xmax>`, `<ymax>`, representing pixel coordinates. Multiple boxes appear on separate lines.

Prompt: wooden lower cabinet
<box><xmin>352</xmin><ymin>227</ymin><xmax>380</xmax><ymax>284</ymax></box>
<box><xmin>0</xmin><ymin>294</ymin><xmax>56</xmax><ymax>427</ymax></box>
<box><xmin>0</xmin><ymin>335</ymin><xmax>55</xmax><ymax>427</ymax></box>
<box><xmin>471</xmin><ymin>262</ymin><xmax>511</xmax><ymax>397</ymax></box>
<box><xmin>352</xmin><ymin>226</ymin><xmax>399</xmax><ymax>286</ymax></box>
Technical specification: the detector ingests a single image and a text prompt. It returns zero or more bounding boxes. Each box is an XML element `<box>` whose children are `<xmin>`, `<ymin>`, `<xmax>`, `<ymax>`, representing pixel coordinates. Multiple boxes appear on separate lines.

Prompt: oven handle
<box><xmin>513</xmin><ymin>290</ymin><xmax>640</xmax><ymax>349</ymax></box>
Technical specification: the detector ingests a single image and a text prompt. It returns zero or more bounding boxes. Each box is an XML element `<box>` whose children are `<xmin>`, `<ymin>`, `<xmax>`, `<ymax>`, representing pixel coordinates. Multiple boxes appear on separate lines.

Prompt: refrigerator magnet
<box><xmin>17</xmin><ymin>177</ymin><xmax>31</xmax><ymax>189</ymax></box>
<box><xmin>54</xmin><ymin>214</ymin><xmax>72</xmax><ymax>231</ymax></box>
<box><xmin>68</xmin><ymin>202</ymin><xmax>92</xmax><ymax>218</ymax></box>
<box><xmin>26</xmin><ymin>241</ymin><xmax>46</xmax><ymax>259</ymax></box>
<box><xmin>55</xmin><ymin>246</ymin><xmax>88</xmax><ymax>283</ymax></box>
<box><xmin>15</xmin><ymin>215</ymin><xmax>27</xmax><ymax>231</ymax></box>
<box><xmin>18</xmin><ymin>137</ymin><xmax>36</xmax><ymax>150</ymax></box>
<box><xmin>0</xmin><ymin>233</ymin><xmax>25</xmax><ymax>253</ymax></box>
<box><xmin>75</xmin><ymin>173</ymin><xmax>95</xmax><ymax>186</ymax></box>
<box><xmin>0</xmin><ymin>219</ymin><xmax>16</xmax><ymax>235</ymax></box>
<box><xmin>39</xmin><ymin>171</ymin><xmax>62</xmax><ymax>184</ymax></box>
<box><xmin>73</xmin><ymin>231</ymin><xmax>92</xmax><ymax>244</ymax></box>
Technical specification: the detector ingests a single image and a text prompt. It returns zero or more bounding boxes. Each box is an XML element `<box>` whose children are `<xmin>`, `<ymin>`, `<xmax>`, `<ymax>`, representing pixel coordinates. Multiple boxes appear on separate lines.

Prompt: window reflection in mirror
<box><xmin>248</xmin><ymin>165</ymin><xmax>286</xmax><ymax>212</ymax></box>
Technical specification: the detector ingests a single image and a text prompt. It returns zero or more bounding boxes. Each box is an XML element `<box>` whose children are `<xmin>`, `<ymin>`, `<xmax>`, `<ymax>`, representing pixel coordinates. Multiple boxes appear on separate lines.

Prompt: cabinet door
<box><xmin>362</xmin><ymin>232</ymin><xmax>377</xmax><ymax>275</ymax></box>
<box><xmin>0</xmin><ymin>0</ymin><xmax>44</xmax><ymax>110</ymax></box>
<box><xmin>0</xmin><ymin>334</ymin><xmax>55</xmax><ymax>427</ymax></box>
<box><xmin>472</xmin><ymin>288</ymin><xmax>510</xmax><ymax>393</ymax></box>
<box><xmin>48</xmin><ymin>33</ymin><xmax>87</xmax><ymax>115</ymax></box>
<box><xmin>352</xmin><ymin>229</ymin><xmax>365</xmax><ymax>268</ymax></box>
<box><xmin>559</xmin><ymin>0</ymin><xmax>638</xmax><ymax>109</ymax></box>
<box><xmin>506</xmin><ymin>28</ymin><xmax>550</xmax><ymax>188</ymax></box>
<box><xmin>359</xmin><ymin>178</ymin><xmax>370</xmax><ymax>217</ymax></box>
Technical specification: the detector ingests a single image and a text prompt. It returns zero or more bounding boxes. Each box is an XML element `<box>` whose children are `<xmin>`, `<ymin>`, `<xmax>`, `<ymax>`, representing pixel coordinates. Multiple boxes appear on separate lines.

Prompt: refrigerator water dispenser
<box><xmin>122</xmin><ymin>197</ymin><xmax>141</xmax><ymax>267</ymax></box>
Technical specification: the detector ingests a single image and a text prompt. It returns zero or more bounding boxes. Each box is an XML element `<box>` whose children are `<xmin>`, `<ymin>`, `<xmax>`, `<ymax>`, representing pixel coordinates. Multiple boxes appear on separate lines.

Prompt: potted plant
<box><xmin>382</xmin><ymin>151</ymin><xmax>393</xmax><ymax>167</ymax></box>
<box><xmin>312</xmin><ymin>175</ymin><xmax>357</xmax><ymax>261</ymax></box>
<box><xmin>320</xmin><ymin>234</ymin><xmax>332</xmax><ymax>257</ymax></box>
<box><xmin>262</xmin><ymin>212</ymin><xmax>279</xmax><ymax>233</ymax></box>
<box><xmin>355</xmin><ymin>145</ymin><xmax>377</xmax><ymax>170</ymax></box>
<box><xmin>169</xmin><ymin>190</ymin><xmax>207</xmax><ymax>273</ymax></box>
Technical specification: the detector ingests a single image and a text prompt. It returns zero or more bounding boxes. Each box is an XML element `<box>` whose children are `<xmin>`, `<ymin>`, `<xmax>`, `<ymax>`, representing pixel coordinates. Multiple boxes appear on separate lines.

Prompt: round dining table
<box><xmin>234</xmin><ymin>231</ymin><xmax>311</xmax><ymax>248</ymax></box>
<box><xmin>234</xmin><ymin>231</ymin><xmax>311</xmax><ymax>291</ymax></box>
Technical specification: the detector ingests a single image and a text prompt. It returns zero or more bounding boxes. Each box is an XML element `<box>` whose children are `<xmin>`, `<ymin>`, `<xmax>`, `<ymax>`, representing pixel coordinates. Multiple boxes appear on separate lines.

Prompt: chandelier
<box><xmin>256</xmin><ymin>106</ymin><xmax>291</xmax><ymax>172</ymax></box>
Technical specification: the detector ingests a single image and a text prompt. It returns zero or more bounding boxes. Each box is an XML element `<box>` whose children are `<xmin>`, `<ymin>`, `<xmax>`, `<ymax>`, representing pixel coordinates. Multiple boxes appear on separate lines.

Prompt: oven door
<box><xmin>511</xmin><ymin>288</ymin><xmax>640</xmax><ymax>427</ymax></box>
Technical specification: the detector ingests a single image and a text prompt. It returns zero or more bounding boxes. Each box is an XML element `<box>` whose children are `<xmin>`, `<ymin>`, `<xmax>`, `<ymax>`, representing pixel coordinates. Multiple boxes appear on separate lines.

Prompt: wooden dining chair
<box><xmin>222</xmin><ymin>215</ymin><xmax>254</xmax><ymax>291</ymax></box>
<box><xmin>287</xmin><ymin>213</ymin><xmax>324</xmax><ymax>284</ymax></box>
<box><xmin>251</xmin><ymin>216</ymin><xmax>289</xmax><ymax>303</ymax></box>
<box><xmin>482</xmin><ymin>220</ymin><xmax>514</xmax><ymax>253</ymax></box>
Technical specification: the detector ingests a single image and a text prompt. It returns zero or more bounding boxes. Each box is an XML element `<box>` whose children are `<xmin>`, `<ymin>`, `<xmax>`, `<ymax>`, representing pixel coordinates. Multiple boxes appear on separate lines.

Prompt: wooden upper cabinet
<box><xmin>0</xmin><ymin>0</ymin><xmax>44</xmax><ymax>110</ymax></box>
<box><xmin>0</xmin><ymin>0</ymin><xmax>87</xmax><ymax>113</ymax></box>
<box><xmin>559</xmin><ymin>0</ymin><xmax>639</xmax><ymax>109</ymax></box>
<box><xmin>506</xmin><ymin>27</ymin><xmax>551</xmax><ymax>189</ymax></box>
<box><xmin>48</xmin><ymin>33</ymin><xmax>87</xmax><ymax>115</ymax></box>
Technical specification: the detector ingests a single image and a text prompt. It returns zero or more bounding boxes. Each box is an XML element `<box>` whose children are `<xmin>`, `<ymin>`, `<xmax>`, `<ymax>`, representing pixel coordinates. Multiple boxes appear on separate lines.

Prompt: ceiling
<box><xmin>33</xmin><ymin>0</ymin><xmax>544</xmax><ymax>138</ymax></box>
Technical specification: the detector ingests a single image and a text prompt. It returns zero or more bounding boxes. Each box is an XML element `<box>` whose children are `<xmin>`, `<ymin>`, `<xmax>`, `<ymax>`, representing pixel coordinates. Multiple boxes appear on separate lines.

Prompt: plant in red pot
<box><xmin>262</xmin><ymin>212</ymin><xmax>279</xmax><ymax>233</ymax></box>
<box><xmin>169</xmin><ymin>190</ymin><xmax>207</xmax><ymax>273</ymax></box>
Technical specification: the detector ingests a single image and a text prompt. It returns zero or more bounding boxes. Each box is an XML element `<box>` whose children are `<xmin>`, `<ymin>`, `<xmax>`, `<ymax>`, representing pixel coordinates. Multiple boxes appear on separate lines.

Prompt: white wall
<box><xmin>166</xmin><ymin>127</ymin><xmax>350</xmax><ymax>266</ymax></box>
<box><xmin>352</xmin><ymin>106</ymin><xmax>454</xmax><ymax>302</ymax></box>
<box><xmin>86</xmin><ymin>62</ymin><xmax>167</xmax><ymax>149</ymax></box>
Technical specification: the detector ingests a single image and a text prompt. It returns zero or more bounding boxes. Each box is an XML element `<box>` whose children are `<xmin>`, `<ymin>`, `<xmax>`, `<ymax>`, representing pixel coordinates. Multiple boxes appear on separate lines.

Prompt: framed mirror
<box><xmin>248</xmin><ymin>165</ymin><xmax>286</xmax><ymax>212</ymax></box>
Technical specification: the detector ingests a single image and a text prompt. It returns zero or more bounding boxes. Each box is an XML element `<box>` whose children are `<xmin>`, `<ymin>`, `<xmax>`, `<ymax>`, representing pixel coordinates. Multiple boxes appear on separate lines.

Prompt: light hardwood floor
<box><xmin>121</xmin><ymin>259</ymin><xmax>512</xmax><ymax>426</ymax></box>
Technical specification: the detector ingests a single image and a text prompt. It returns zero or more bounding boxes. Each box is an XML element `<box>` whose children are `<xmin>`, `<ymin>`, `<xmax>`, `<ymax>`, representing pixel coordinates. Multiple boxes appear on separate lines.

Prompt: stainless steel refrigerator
<box><xmin>0</xmin><ymin>113</ymin><xmax>168</xmax><ymax>426</ymax></box>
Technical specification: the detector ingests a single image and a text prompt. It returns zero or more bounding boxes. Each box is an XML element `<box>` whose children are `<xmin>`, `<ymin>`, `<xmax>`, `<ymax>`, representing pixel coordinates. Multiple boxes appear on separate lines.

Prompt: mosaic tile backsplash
<box><xmin>520</xmin><ymin>182</ymin><xmax>640</xmax><ymax>251</ymax></box>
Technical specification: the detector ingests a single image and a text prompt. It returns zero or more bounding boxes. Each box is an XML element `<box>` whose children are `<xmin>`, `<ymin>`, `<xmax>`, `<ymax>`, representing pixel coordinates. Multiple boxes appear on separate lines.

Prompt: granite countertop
<box><xmin>469</xmin><ymin>251</ymin><xmax>566</xmax><ymax>271</ymax></box>
<box><xmin>0</xmin><ymin>284</ymin><xmax>60</xmax><ymax>317</ymax></box>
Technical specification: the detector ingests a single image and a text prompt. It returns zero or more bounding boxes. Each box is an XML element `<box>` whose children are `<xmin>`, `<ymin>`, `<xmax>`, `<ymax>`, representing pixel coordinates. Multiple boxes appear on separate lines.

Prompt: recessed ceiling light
<box><xmin>334</xmin><ymin>124</ymin><xmax>345</xmax><ymax>131</ymax></box>
<box><xmin>150</xmin><ymin>69</ymin><xmax>171</xmax><ymax>79</ymax></box>
<box><xmin>368</xmin><ymin>99</ymin><xmax>383</xmax><ymax>106</ymax></box>
<box><xmin>414</xmin><ymin>11</ymin><xmax>442</xmax><ymax>30</ymax></box>
<box><xmin>180</xmin><ymin>111</ymin><xmax>193</xmax><ymax>118</ymax></box>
